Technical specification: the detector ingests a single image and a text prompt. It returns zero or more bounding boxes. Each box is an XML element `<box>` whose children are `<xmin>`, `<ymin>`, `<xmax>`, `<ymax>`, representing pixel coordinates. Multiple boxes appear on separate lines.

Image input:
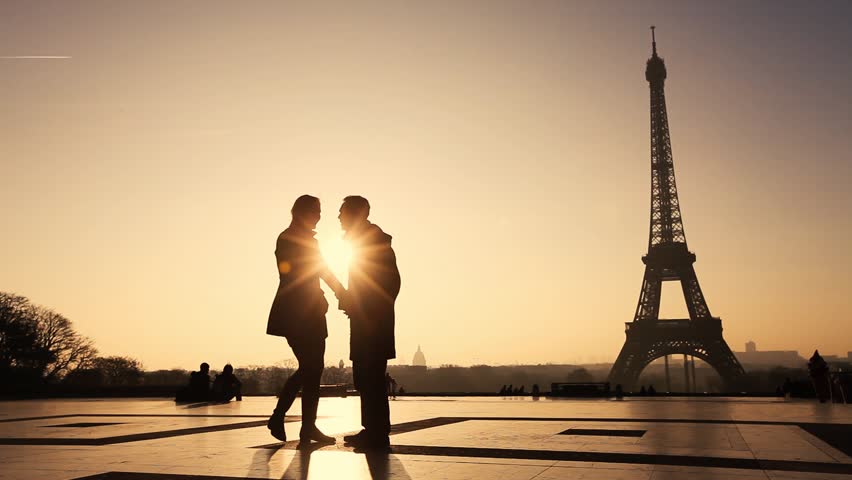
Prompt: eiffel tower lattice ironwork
<box><xmin>608</xmin><ymin>28</ymin><xmax>745</xmax><ymax>391</ymax></box>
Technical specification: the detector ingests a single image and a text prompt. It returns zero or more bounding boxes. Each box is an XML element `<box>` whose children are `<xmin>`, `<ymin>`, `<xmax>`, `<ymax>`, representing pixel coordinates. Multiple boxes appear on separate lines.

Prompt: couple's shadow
<box><xmin>251</xmin><ymin>441</ymin><xmax>411</xmax><ymax>480</ymax></box>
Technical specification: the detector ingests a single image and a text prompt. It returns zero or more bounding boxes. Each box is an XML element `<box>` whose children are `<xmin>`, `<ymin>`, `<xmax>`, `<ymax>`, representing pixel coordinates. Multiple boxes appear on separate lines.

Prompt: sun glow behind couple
<box><xmin>317</xmin><ymin>225</ymin><xmax>354</xmax><ymax>288</ymax></box>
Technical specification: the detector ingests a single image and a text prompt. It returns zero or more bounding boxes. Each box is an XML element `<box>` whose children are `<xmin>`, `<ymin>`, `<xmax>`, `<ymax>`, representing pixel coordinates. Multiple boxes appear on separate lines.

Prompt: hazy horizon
<box><xmin>2</xmin><ymin>1</ymin><xmax>851</xmax><ymax>371</ymax></box>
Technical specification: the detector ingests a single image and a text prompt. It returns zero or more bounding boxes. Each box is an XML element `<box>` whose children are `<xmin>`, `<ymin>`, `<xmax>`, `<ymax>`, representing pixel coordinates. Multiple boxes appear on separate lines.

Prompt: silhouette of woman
<box><xmin>266</xmin><ymin>195</ymin><xmax>343</xmax><ymax>444</ymax></box>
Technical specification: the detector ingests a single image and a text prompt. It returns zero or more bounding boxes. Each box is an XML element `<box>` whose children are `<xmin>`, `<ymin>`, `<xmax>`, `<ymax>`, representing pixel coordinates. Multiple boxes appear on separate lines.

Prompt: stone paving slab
<box><xmin>0</xmin><ymin>397</ymin><xmax>850</xmax><ymax>479</ymax></box>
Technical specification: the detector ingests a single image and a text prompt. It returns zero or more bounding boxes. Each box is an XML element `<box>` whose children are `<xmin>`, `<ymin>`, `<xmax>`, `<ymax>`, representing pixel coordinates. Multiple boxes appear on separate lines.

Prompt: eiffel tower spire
<box><xmin>608</xmin><ymin>28</ymin><xmax>745</xmax><ymax>391</ymax></box>
<box><xmin>651</xmin><ymin>25</ymin><xmax>657</xmax><ymax>55</ymax></box>
<box><xmin>645</xmin><ymin>27</ymin><xmax>686</xmax><ymax>249</ymax></box>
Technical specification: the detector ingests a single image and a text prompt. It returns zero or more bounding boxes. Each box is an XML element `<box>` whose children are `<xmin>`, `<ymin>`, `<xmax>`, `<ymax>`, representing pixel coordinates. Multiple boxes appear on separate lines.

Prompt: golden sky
<box><xmin>1</xmin><ymin>1</ymin><xmax>850</xmax><ymax>370</ymax></box>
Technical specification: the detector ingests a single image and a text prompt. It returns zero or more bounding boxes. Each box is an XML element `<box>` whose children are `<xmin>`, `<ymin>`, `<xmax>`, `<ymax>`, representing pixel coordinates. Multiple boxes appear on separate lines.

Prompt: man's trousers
<box><xmin>353</xmin><ymin>357</ymin><xmax>390</xmax><ymax>436</ymax></box>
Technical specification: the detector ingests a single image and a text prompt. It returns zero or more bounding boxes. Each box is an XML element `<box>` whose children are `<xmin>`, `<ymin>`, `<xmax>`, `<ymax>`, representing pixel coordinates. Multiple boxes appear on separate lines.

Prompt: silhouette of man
<box><xmin>176</xmin><ymin>362</ymin><xmax>211</xmax><ymax>401</ymax></box>
<box><xmin>808</xmin><ymin>350</ymin><xmax>831</xmax><ymax>403</ymax></box>
<box><xmin>266</xmin><ymin>195</ymin><xmax>339</xmax><ymax>444</ymax></box>
<box><xmin>211</xmin><ymin>364</ymin><xmax>242</xmax><ymax>402</ymax></box>
<box><xmin>385</xmin><ymin>372</ymin><xmax>397</xmax><ymax>399</ymax></box>
<box><xmin>338</xmin><ymin>196</ymin><xmax>401</xmax><ymax>449</ymax></box>
<box><xmin>190</xmin><ymin>362</ymin><xmax>211</xmax><ymax>397</ymax></box>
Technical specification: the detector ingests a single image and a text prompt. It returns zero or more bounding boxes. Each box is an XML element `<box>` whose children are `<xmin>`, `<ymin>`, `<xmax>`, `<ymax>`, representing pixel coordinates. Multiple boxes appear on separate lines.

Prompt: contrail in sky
<box><xmin>0</xmin><ymin>56</ymin><xmax>71</xmax><ymax>59</ymax></box>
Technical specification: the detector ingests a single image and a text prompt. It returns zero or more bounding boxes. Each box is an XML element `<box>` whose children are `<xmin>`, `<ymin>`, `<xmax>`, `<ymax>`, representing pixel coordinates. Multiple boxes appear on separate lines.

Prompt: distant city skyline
<box><xmin>2</xmin><ymin>1</ymin><xmax>851</xmax><ymax>370</ymax></box>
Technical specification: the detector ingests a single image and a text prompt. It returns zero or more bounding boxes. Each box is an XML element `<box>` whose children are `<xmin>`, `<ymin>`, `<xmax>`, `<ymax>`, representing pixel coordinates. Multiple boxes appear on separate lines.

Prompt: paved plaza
<box><xmin>1</xmin><ymin>396</ymin><xmax>851</xmax><ymax>479</ymax></box>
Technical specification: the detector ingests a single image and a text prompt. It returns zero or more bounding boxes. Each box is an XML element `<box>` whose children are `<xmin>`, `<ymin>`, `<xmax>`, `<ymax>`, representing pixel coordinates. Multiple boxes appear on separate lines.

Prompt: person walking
<box><xmin>385</xmin><ymin>372</ymin><xmax>397</xmax><ymax>400</ymax></box>
<box><xmin>266</xmin><ymin>195</ymin><xmax>340</xmax><ymax>445</ymax></box>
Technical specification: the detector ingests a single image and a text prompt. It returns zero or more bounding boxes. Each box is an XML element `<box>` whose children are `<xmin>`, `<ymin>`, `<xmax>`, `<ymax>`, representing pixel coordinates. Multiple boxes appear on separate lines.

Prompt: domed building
<box><xmin>412</xmin><ymin>345</ymin><xmax>426</xmax><ymax>367</ymax></box>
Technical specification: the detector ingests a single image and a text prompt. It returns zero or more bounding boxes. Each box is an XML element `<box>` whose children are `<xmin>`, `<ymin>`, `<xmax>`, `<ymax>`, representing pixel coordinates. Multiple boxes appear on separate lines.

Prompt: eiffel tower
<box><xmin>609</xmin><ymin>28</ymin><xmax>745</xmax><ymax>392</ymax></box>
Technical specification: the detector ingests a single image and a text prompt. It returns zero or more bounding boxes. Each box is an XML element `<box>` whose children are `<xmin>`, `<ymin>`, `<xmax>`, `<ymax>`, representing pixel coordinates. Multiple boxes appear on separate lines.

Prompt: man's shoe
<box><xmin>300</xmin><ymin>426</ymin><xmax>336</xmax><ymax>444</ymax></box>
<box><xmin>346</xmin><ymin>431</ymin><xmax>390</xmax><ymax>449</ymax></box>
<box><xmin>267</xmin><ymin>414</ymin><xmax>286</xmax><ymax>442</ymax></box>
<box><xmin>352</xmin><ymin>435</ymin><xmax>390</xmax><ymax>451</ymax></box>
<box><xmin>343</xmin><ymin>430</ymin><xmax>368</xmax><ymax>444</ymax></box>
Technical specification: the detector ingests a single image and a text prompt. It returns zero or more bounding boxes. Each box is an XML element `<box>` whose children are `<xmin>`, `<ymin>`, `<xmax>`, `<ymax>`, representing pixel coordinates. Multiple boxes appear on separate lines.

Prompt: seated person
<box><xmin>211</xmin><ymin>364</ymin><xmax>242</xmax><ymax>402</ymax></box>
<box><xmin>176</xmin><ymin>362</ymin><xmax>211</xmax><ymax>402</ymax></box>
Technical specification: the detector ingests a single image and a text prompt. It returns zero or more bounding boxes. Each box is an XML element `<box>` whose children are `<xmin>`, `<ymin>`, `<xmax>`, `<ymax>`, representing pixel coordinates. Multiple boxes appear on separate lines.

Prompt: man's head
<box><xmin>339</xmin><ymin>195</ymin><xmax>370</xmax><ymax>232</ymax></box>
<box><xmin>223</xmin><ymin>364</ymin><xmax>233</xmax><ymax>375</ymax></box>
<box><xmin>291</xmin><ymin>194</ymin><xmax>321</xmax><ymax>230</ymax></box>
<box><xmin>200</xmin><ymin>362</ymin><xmax>209</xmax><ymax>373</ymax></box>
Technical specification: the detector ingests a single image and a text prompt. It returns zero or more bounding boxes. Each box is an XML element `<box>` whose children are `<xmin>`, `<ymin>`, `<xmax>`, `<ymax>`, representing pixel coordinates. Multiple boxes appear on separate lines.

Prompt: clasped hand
<box><xmin>335</xmin><ymin>289</ymin><xmax>353</xmax><ymax>317</ymax></box>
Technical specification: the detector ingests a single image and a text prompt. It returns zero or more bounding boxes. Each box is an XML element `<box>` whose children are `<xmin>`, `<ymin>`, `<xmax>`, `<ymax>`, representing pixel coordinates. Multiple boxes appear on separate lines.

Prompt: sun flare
<box><xmin>319</xmin><ymin>235</ymin><xmax>352</xmax><ymax>281</ymax></box>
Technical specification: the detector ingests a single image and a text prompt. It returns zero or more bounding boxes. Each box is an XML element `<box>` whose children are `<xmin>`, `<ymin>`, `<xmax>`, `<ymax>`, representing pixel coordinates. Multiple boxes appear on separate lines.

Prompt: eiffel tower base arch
<box><xmin>608</xmin><ymin>319</ymin><xmax>745</xmax><ymax>392</ymax></box>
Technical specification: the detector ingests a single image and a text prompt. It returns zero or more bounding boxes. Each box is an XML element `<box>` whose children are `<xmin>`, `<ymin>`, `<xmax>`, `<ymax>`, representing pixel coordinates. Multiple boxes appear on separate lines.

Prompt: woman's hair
<box><xmin>291</xmin><ymin>194</ymin><xmax>320</xmax><ymax>217</ymax></box>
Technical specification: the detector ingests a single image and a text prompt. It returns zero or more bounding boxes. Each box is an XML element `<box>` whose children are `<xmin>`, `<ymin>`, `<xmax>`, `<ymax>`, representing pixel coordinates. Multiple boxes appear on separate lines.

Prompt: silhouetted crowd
<box><xmin>498</xmin><ymin>384</ymin><xmax>541</xmax><ymax>397</ymax></box>
<box><xmin>175</xmin><ymin>362</ymin><xmax>242</xmax><ymax>403</ymax></box>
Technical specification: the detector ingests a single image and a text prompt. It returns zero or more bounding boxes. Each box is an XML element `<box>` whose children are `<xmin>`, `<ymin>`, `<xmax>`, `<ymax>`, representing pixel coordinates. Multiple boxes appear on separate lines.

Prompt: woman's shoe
<box><xmin>300</xmin><ymin>426</ymin><xmax>336</xmax><ymax>444</ymax></box>
<box><xmin>267</xmin><ymin>414</ymin><xmax>286</xmax><ymax>442</ymax></box>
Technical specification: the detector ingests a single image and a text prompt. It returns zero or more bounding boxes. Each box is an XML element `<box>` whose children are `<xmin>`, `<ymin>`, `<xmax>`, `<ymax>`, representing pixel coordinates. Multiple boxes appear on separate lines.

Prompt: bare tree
<box><xmin>0</xmin><ymin>292</ymin><xmax>29</xmax><ymax>323</ymax></box>
<box><xmin>1</xmin><ymin>293</ymin><xmax>29</xmax><ymax>370</ymax></box>
<box><xmin>0</xmin><ymin>293</ymin><xmax>50</xmax><ymax>379</ymax></box>
<box><xmin>33</xmin><ymin>307</ymin><xmax>97</xmax><ymax>381</ymax></box>
<box><xmin>0</xmin><ymin>292</ymin><xmax>97</xmax><ymax>383</ymax></box>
